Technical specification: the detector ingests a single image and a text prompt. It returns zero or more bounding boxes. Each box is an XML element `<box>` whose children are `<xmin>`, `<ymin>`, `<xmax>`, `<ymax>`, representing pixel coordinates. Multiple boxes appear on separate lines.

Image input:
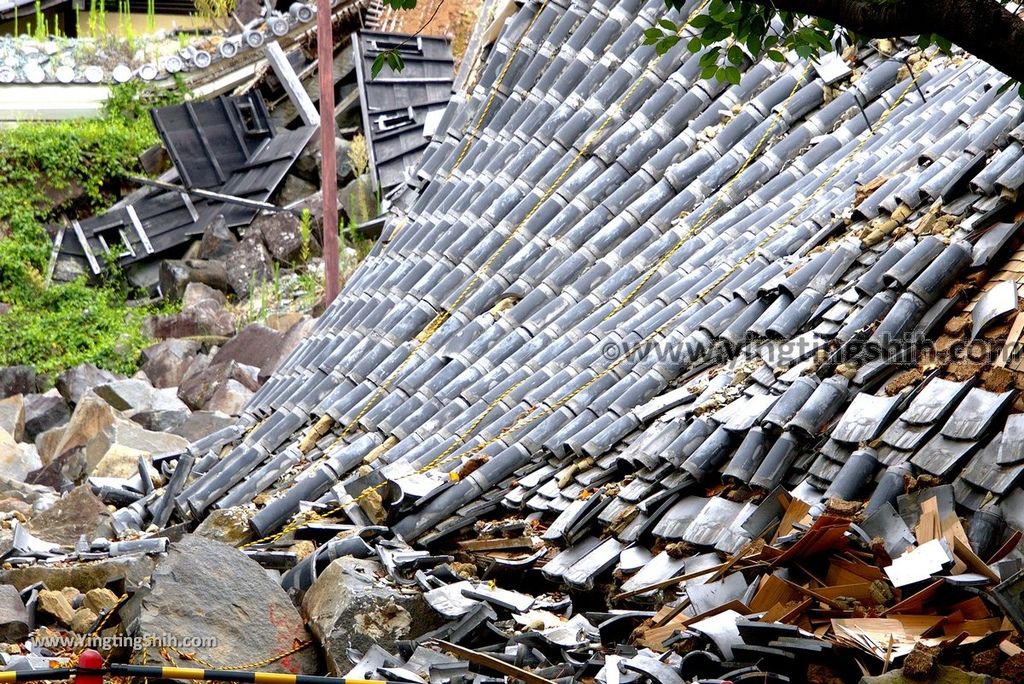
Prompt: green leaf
<box><xmin>727</xmin><ymin>44</ymin><xmax>744</xmax><ymax>65</ymax></box>
<box><xmin>687</xmin><ymin>37</ymin><xmax>703</xmax><ymax>53</ymax></box>
<box><xmin>722</xmin><ymin>65</ymin><xmax>741</xmax><ymax>84</ymax></box>
<box><xmin>690</xmin><ymin>14</ymin><xmax>712</xmax><ymax>28</ymax></box>
<box><xmin>700</xmin><ymin>64</ymin><xmax>718</xmax><ymax>79</ymax></box>
<box><xmin>658</xmin><ymin>17</ymin><xmax>676</xmax><ymax>31</ymax></box>
<box><xmin>656</xmin><ymin>35</ymin><xmax>680</xmax><ymax>55</ymax></box>
<box><xmin>371</xmin><ymin>53</ymin><xmax>385</xmax><ymax>78</ymax></box>
<box><xmin>698</xmin><ymin>46</ymin><xmax>720</xmax><ymax>67</ymax></box>
<box><xmin>708</xmin><ymin>0</ymin><xmax>726</xmax><ymax>17</ymax></box>
<box><xmin>767</xmin><ymin>49</ymin><xmax>785</xmax><ymax>62</ymax></box>
<box><xmin>643</xmin><ymin>27</ymin><xmax>663</xmax><ymax>43</ymax></box>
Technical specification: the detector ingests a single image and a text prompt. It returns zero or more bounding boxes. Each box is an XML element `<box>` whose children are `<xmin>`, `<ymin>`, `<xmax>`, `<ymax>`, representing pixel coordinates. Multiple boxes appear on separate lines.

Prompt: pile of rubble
<box><xmin>8</xmin><ymin>0</ymin><xmax>1024</xmax><ymax>683</ymax></box>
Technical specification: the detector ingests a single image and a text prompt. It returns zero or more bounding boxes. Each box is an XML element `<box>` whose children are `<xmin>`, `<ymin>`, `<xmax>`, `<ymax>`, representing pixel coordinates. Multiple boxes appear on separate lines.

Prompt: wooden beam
<box><xmin>263</xmin><ymin>40</ymin><xmax>320</xmax><ymax>127</ymax></box>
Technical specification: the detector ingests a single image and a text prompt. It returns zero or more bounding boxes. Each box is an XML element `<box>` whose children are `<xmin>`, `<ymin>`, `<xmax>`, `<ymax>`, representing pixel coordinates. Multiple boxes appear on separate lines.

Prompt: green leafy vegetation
<box><xmin>0</xmin><ymin>82</ymin><xmax>188</xmax><ymax>378</ymax></box>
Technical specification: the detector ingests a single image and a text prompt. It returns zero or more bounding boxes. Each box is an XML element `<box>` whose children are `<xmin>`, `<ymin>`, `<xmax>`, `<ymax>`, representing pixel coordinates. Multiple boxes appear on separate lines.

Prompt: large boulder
<box><xmin>341</xmin><ymin>175</ymin><xmax>376</xmax><ymax>224</ymax></box>
<box><xmin>321</xmin><ymin>137</ymin><xmax>355</xmax><ymax>185</ymax></box>
<box><xmin>198</xmin><ymin>215</ymin><xmax>238</xmax><ymax>260</ymax></box>
<box><xmin>82</xmin><ymin>417</ymin><xmax>188</xmax><ymax>472</ymax></box>
<box><xmin>0</xmin><ymin>554</ymin><xmax>155</xmax><ymax>592</ymax></box>
<box><xmin>92</xmin><ymin>379</ymin><xmax>189</xmax><ymax>414</ymax></box>
<box><xmin>150</xmin><ymin>304</ymin><xmax>236</xmax><ymax>339</ymax></box>
<box><xmin>0</xmin><ymin>366</ymin><xmax>37</xmax><ymax>399</ymax></box>
<box><xmin>48</xmin><ymin>395</ymin><xmax>117</xmax><ymax>461</ymax></box>
<box><xmin>169</xmin><ymin>411</ymin><xmax>235</xmax><ymax>442</ymax></box>
<box><xmin>182</xmin><ymin>282</ymin><xmax>227</xmax><ymax>309</ymax></box>
<box><xmin>210</xmin><ymin>319</ymin><xmax>314</xmax><ymax>381</ymax></box>
<box><xmin>204</xmin><ymin>380</ymin><xmax>253</xmax><ymax>416</ymax></box>
<box><xmin>211</xmin><ymin>325</ymin><xmax>283</xmax><ymax>376</ymax></box>
<box><xmin>92</xmin><ymin>444</ymin><xmax>150</xmax><ymax>479</ymax></box>
<box><xmin>225</xmin><ymin>233</ymin><xmax>273</xmax><ymax>297</ymax></box>
<box><xmin>271</xmin><ymin>316</ymin><xmax>316</xmax><ymax>376</ymax></box>
<box><xmin>159</xmin><ymin>259</ymin><xmax>231</xmax><ymax>302</ymax></box>
<box><xmin>0</xmin><ymin>474</ymin><xmax>58</xmax><ymax>511</ymax></box>
<box><xmin>177</xmin><ymin>361</ymin><xmax>260</xmax><ymax>411</ymax></box>
<box><xmin>0</xmin><ymin>394</ymin><xmax>25</xmax><ymax>442</ymax></box>
<box><xmin>56</xmin><ymin>364</ymin><xmax>119</xmax><ymax>406</ymax></box>
<box><xmin>302</xmin><ymin>557</ymin><xmax>441</xmax><ymax>670</ymax></box>
<box><xmin>233</xmin><ymin>0</ymin><xmax>263</xmax><ymax>23</ymax></box>
<box><xmin>0</xmin><ymin>584</ymin><xmax>30</xmax><ymax>641</ymax></box>
<box><xmin>28</xmin><ymin>485</ymin><xmax>112</xmax><ymax>546</ymax></box>
<box><xmin>140</xmin><ymin>339</ymin><xmax>202</xmax><ymax>389</ymax></box>
<box><xmin>25</xmin><ymin>449</ymin><xmax>86</xmax><ymax>491</ymax></box>
<box><xmin>194</xmin><ymin>507</ymin><xmax>254</xmax><ymax>546</ymax></box>
<box><xmin>23</xmin><ymin>391</ymin><xmax>70</xmax><ymax>443</ymax></box>
<box><xmin>276</xmin><ymin>174</ymin><xmax>317</xmax><ymax>206</ymax></box>
<box><xmin>124</xmin><ymin>535</ymin><xmax>316</xmax><ymax>673</ymax></box>
<box><xmin>254</xmin><ymin>212</ymin><xmax>318</xmax><ymax>264</ymax></box>
<box><xmin>0</xmin><ymin>429</ymin><xmax>42</xmax><ymax>482</ymax></box>
<box><xmin>131</xmin><ymin>409</ymin><xmax>190</xmax><ymax>434</ymax></box>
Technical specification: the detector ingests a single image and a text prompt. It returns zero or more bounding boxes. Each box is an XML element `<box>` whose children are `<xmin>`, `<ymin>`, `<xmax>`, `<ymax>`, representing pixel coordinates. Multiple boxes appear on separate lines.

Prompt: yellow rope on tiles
<box><xmin>400</xmin><ymin>48</ymin><xmax>942</xmax><ymax>475</ymax></box>
<box><xmin>250</xmin><ymin>48</ymin><xmax>936</xmax><ymax>551</ymax></box>
<box><xmin>447</xmin><ymin>0</ymin><xmax>554</xmax><ymax>178</ymax></box>
<box><xmin>241</xmin><ymin>377</ymin><xmax>532</xmax><ymax>547</ymax></box>
<box><xmin>603</xmin><ymin>60</ymin><xmax>815</xmax><ymax>321</ymax></box>
<box><xmin>255</xmin><ymin>38</ymin><xmax>933</xmax><ymax>552</ymax></box>
<box><xmin>290</xmin><ymin>0</ymin><xmax>713</xmax><ymax>463</ymax></box>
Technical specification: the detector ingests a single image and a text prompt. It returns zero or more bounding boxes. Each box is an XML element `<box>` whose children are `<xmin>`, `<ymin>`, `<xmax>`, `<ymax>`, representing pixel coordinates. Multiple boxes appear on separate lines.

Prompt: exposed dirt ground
<box><xmin>391</xmin><ymin>0</ymin><xmax>482</xmax><ymax>61</ymax></box>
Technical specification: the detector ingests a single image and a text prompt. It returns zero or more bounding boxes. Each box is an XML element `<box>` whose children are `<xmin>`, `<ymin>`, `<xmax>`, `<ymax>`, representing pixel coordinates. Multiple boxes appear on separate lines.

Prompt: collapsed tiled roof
<box><xmin>157</xmin><ymin>0</ymin><xmax>1024</xmax><ymax>591</ymax></box>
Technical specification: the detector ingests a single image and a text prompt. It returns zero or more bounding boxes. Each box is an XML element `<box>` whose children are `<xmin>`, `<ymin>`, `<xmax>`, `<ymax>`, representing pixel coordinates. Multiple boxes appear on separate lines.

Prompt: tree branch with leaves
<box><xmin>646</xmin><ymin>0</ymin><xmax>1024</xmax><ymax>90</ymax></box>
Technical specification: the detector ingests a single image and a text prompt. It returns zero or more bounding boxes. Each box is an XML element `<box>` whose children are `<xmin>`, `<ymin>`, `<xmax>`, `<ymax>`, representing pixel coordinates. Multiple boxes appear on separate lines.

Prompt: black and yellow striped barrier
<box><xmin>107</xmin><ymin>665</ymin><xmax>403</xmax><ymax>684</ymax></box>
<box><xmin>0</xmin><ymin>664</ymin><xmax>408</xmax><ymax>684</ymax></box>
<box><xmin>0</xmin><ymin>670</ymin><xmax>74</xmax><ymax>682</ymax></box>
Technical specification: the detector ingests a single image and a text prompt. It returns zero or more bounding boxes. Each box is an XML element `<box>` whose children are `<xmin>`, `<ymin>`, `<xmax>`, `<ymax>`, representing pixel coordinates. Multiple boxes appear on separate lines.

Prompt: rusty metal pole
<box><xmin>317</xmin><ymin>0</ymin><xmax>339</xmax><ymax>304</ymax></box>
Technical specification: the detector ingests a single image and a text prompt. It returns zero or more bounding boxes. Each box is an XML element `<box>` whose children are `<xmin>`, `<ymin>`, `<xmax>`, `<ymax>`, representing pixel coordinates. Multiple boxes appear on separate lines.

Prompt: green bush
<box><xmin>0</xmin><ymin>83</ymin><xmax>186</xmax><ymax>378</ymax></box>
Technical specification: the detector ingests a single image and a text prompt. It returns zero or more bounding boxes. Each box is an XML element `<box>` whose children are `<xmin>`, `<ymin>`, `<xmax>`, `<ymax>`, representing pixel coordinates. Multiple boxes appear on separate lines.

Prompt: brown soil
<box><xmin>981</xmin><ymin>366</ymin><xmax>1015</xmax><ymax>393</ymax></box>
<box><xmin>885</xmin><ymin>368</ymin><xmax>923</xmax><ymax>395</ymax></box>
<box><xmin>392</xmin><ymin>0</ymin><xmax>483</xmax><ymax>61</ymax></box>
